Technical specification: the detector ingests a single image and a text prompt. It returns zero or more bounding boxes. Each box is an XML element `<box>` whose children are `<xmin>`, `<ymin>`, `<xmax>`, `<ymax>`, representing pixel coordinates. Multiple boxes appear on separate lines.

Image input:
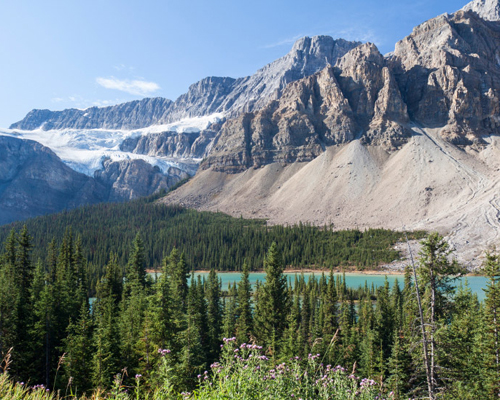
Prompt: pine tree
<box><xmin>206</xmin><ymin>269</ymin><xmax>222</xmax><ymax>361</ymax></box>
<box><xmin>254</xmin><ymin>243</ymin><xmax>289</xmax><ymax>354</ymax></box>
<box><xmin>127</xmin><ymin>233</ymin><xmax>147</xmax><ymax>288</ymax></box>
<box><xmin>482</xmin><ymin>253</ymin><xmax>500</xmax><ymax>396</ymax></box>
<box><xmin>63</xmin><ymin>303</ymin><xmax>94</xmax><ymax>394</ymax></box>
<box><xmin>415</xmin><ymin>233</ymin><xmax>465</xmax><ymax>399</ymax></box>
<box><xmin>235</xmin><ymin>263</ymin><xmax>252</xmax><ymax>344</ymax></box>
<box><xmin>179</xmin><ymin>279</ymin><xmax>206</xmax><ymax>387</ymax></box>
<box><xmin>92</xmin><ymin>256</ymin><xmax>122</xmax><ymax>389</ymax></box>
<box><xmin>222</xmin><ymin>293</ymin><xmax>237</xmax><ymax>340</ymax></box>
<box><xmin>0</xmin><ymin>239</ymin><xmax>20</xmax><ymax>375</ymax></box>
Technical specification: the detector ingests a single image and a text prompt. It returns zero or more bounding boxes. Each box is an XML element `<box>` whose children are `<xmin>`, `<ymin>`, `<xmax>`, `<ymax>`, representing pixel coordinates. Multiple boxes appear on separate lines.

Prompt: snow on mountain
<box><xmin>0</xmin><ymin>113</ymin><xmax>223</xmax><ymax>177</ymax></box>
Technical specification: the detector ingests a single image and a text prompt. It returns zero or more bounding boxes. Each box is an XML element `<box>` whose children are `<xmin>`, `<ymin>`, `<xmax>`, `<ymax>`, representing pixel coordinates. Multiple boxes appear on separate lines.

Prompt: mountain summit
<box><xmin>462</xmin><ymin>0</ymin><xmax>500</xmax><ymax>21</ymax></box>
<box><xmin>10</xmin><ymin>36</ymin><xmax>360</xmax><ymax>131</ymax></box>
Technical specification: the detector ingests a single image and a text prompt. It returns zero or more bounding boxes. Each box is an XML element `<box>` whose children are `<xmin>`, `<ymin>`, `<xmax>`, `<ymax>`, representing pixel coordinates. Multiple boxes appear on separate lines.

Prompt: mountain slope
<box><xmin>162</xmin><ymin>1</ymin><xmax>500</xmax><ymax>266</ymax></box>
<box><xmin>0</xmin><ymin>136</ymin><xmax>106</xmax><ymax>224</ymax></box>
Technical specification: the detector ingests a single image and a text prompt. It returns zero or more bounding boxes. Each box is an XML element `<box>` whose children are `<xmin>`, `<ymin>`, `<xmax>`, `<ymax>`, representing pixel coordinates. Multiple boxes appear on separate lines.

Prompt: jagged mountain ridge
<box><xmin>202</xmin><ymin>43</ymin><xmax>411</xmax><ymax>172</ymax></box>
<box><xmin>10</xmin><ymin>37</ymin><xmax>360</xmax><ymax>131</ymax></box>
<box><xmin>161</xmin><ymin>1</ymin><xmax>500</xmax><ymax>266</ymax></box>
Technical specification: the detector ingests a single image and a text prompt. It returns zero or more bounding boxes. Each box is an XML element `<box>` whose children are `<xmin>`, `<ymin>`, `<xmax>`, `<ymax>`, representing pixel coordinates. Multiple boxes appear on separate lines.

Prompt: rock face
<box><xmin>202</xmin><ymin>43</ymin><xmax>410</xmax><ymax>172</ymax></box>
<box><xmin>388</xmin><ymin>9</ymin><xmax>500</xmax><ymax>144</ymax></box>
<box><xmin>0</xmin><ymin>135</ymin><xmax>191</xmax><ymax>223</ymax></box>
<box><xmin>10</xmin><ymin>98</ymin><xmax>174</xmax><ymax>131</ymax></box>
<box><xmin>0</xmin><ymin>136</ymin><xmax>106</xmax><ymax>224</ymax></box>
<box><xmin>10</xmin><ymin>36</ymin><xmax>360</xmax><ymax>131</ymax></box>
<box><xmin>94</xmin><ymin>159</ymin><xmax>189</xmax><ymax>202</ymax></box>
<box><xmin>462</xmin><ymin>0</ymin><xmax>500</xmax><ymax>21</ymax></box>
<box><xmin>120</xmin><ymin>130</ymin><xmax>217</xmax><ymax>159</ymax></box>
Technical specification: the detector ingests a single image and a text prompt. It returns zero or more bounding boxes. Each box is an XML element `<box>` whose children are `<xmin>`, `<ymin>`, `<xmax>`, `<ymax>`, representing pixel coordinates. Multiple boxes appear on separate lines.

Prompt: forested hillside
<box><xmin>0</xmin><ymin>194</ymin><xmax>425</xmax><ymax>294</ymax></box>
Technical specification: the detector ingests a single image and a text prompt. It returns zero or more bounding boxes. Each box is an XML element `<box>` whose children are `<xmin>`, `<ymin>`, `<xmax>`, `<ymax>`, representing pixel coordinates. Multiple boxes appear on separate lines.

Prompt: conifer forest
<box><xmin>0</xmin><ymin>216</ymin><xmax>499</xmax><ymax>399</ymax></box>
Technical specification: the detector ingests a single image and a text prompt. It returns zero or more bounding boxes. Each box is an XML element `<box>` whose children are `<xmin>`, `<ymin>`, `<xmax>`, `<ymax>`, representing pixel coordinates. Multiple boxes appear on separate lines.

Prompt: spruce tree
<box><xmin>254</xmin><ymin>243</ymin><xmax>289</xmax><ymax>353</ymax></box>
<box><xmin>63</xmin><ymin>303</ymin><xmax>94</xmax><ymax>394</ymax></box>
<box><xmin>482</xmin><ymin>253</ymin><xmax>500</xmax><ymax>396</ymax></box>
<box><xmin>206</xmin><ymin>268</ymin><xmax>222</xmax><ymax>361</ymax></box>
<box><xmin>235</xmin><ymin>263</ymin><xmax>252</xmax><ymax>344</ymax></box>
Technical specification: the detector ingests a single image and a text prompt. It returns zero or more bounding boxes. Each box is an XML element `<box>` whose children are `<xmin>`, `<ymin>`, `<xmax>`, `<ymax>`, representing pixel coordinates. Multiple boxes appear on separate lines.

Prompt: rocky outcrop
<box><xmin>462</xmin><ymin>0</ymin><xmax>500</xmax><ymax>21</ymax></box>
<box><xmin>0</xmin><ymin>136</ymin><xmax>106</xmax><ymax>224</ymax></box>
<box><xmin>10</xmin><ymin>36</ymin><xmax>361</xmax><ymax>131</ymax></box>
<box><xmin>120</xmin><ymin>130</ymin><xmax>217</xmax><ymax>159</ymax></box>
<box><xmin>10</xmin><ymin>98</ymin><xmax>174</xmax><ymax>131</ymax></box>
<box><xmin>94</xmin><ymin>159</ymin><xmax>189</xmax><ymax>202</ymax></box>
<box><xmin>202</xmin><ymin>43</ymin><xmax>410</xmax><ymax>172</ymax></box>
<box><xmin>388</xmin><ymin>9</ymin><xmax>500</xmax><ymax>144</ymax></box>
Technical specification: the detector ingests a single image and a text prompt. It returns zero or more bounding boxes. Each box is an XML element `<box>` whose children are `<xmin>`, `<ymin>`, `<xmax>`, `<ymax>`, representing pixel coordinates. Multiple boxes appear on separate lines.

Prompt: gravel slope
<box><xmin>162</xmin><ymin>128</ymin><xmax>500</xmax><ymax>268</ymax></box>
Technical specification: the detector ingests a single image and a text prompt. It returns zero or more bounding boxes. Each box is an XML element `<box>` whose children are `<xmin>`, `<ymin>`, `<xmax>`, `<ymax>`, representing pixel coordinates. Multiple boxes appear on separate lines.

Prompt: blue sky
<box><xmin>0</xmin><ymin>0</ymin><xmax>470</xmax><ymax>128</ymax></box>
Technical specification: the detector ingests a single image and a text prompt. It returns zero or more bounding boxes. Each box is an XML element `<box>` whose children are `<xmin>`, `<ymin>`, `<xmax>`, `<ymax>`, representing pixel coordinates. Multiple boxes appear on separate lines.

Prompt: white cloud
<box><xmin>263</xmin><ymin>33</ymin><xmax>309</xmax><ymax>49</ymax></box>
<box><xmin>325</xmin><ymin>26</ymin><xmax>381</xmax><ymax>47</ymax></box>
<box><xmin>96</xmin><ymin>77</ymin><xmax>160</xmax><ymax>96</ymax></box>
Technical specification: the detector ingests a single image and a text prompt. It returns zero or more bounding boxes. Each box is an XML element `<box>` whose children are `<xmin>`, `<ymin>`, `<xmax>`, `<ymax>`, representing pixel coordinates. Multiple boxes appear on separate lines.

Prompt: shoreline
<box><xmin>146</xmin><ymin>268</ymin><xmax>484</xmax><ymax>277</ymax></box>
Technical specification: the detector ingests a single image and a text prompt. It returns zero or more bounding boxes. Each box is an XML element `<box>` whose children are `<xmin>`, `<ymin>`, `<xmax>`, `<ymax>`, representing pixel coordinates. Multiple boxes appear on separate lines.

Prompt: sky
<box><xmin>0</xmin><ymin>0</ymin><xmax>472</xmax><ymax>128</ymax></box>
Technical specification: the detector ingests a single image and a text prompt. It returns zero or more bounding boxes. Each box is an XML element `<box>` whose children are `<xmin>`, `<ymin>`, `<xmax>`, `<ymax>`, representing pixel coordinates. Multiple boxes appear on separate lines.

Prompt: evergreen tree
<box><xmin>235</xmin><ymin>263</ymin><xmax>253</xmax><ymax>344</ymax></box>
<box><xmin>63</xmin><ymin>303</ymin><xmax>94</xmax><ymax>394</ymax></box>
<box><xmin>206</xmin><ymin>269</ymin><xmax>222</xmax><ymax>361</ymax></box>
<box><xmin>482</xmin><ymin>253</ymin><xmax>500</xmax><ymax>396</ymax></box>
<box><xmin>254</xmin><ymin>243</ymin><xmax>289</xmax><ymax>354</ymax></box>
<box><xmin>92</xmin><ymin>256</ymin><xmax>122</xmax><ymax>389</ymax></box>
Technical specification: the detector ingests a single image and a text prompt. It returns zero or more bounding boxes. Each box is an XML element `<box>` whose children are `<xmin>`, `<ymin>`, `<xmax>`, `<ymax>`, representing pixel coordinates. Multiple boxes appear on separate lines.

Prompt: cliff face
<box><xmin>388</xmin><ymin>10</ymin><xmax>500</xmax><ymax>144</ymax></box>
<box><xmin>94</xmin><ymin>159</ymin><xmax>189</xmax><ymax>202</ymax></box>
<box><xmin>201</xmin><ymin>43</ymin><xmax>410</xmax><ymax>172</ymax></box>
<box><xmin>0</xmin><ymin>136</ymin><xmax>106</xmax><ymax>224</ymax></box>
<box><xmin>120</xmin><ymin>130</ymin><xmax>217</xmax><ymax>159</ymax></box>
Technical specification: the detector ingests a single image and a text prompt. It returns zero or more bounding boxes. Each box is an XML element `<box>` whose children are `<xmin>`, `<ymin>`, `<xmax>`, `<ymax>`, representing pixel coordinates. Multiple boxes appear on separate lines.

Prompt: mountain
<box><xmin>10</xmin><ymin>36</ymin><xmax>360</xmax><ymax>131</ymax></box>
<box><xmin>462</xmin><ymin>0</ymin><xmax>500</xmax><ymax>21</ymax></box>
<box><xmin>0</xmin><ymin>136</ymin><xmax>106</xmax><ymax>224</ymax></box>
<box><xmin>5</xmin><ymin>0</ymin><xmax>500</xmax><ymax>265</ymax></box>
<box><xmin>161</xmin><ymin>1</ymin><xmax>500</xmax><ymax>267</ymax></box>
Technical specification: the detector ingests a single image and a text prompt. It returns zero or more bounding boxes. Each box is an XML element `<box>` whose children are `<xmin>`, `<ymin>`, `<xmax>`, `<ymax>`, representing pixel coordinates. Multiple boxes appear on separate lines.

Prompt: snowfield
<box><xmin>0</xmin><ymin>113</ymin><xmax>223</xmax><ymax>176</ymax></box>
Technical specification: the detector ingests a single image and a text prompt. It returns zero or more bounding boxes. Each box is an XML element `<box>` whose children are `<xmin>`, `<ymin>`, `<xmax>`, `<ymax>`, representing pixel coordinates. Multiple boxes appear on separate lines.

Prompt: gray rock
<box><xmin>388</xmin><ymin>10</ymin><xmax>500</xmax><ymax>144</ymax></box>
<box><xmin>0</xmin><ymin>136</ymin><xmax>106</xmax><ymax>224</ymax></box>
<box><xmin>462</xmin><ymin>0</ymin><xmax>500</xmax><ymax>21</ymax></box>
<box><xmin>120</xmin><ymin>130</ymin><xmax>217</xmax><ymax>159</ymax></box>
<box><xmin>202</xmin><ymin>43</ymin><xmax>410</xmax><ymax>172</ymax></box>
<box><xmin>94</xmin><ymin>158</ymin><xmax>189</xmax><ymax>202</ymax></box>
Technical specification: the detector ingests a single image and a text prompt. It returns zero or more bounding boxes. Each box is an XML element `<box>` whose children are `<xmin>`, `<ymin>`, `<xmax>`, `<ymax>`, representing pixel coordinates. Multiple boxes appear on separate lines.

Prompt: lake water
<box><xmin>151</xmin><ymin>272</ymin><xmax>489</xmax><ymax>302</ymax></box>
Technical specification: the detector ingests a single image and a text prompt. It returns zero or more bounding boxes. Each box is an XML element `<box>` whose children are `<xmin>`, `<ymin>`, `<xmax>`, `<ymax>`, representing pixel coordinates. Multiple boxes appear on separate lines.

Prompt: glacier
<box><xmin>0</xmin><ymin>113</ymin><xmax>224</xmax><ymax>177</ymax></box>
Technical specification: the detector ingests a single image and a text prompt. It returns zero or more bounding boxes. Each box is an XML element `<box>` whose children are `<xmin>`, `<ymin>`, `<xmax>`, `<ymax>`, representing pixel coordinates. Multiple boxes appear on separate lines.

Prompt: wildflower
<box><xmin>135</xmin><ymin>374</ymin><xmax>142</xmax><ymax>379</ymax></box>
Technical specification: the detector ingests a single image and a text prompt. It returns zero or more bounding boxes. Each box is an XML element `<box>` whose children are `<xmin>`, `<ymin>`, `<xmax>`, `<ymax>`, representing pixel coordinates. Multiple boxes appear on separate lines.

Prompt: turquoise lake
<box><xmin>150</xmin><ymin>272</ymin><xmax>489</xmax><ymax>302</ymax></box>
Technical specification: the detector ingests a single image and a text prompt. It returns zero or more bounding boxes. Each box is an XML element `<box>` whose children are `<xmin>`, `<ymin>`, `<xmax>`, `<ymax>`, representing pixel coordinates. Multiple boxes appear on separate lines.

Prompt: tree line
<box><xmin>0</xmin><ymin>198</ymin><xmax>425</xmax><ymax>295</ymax></box>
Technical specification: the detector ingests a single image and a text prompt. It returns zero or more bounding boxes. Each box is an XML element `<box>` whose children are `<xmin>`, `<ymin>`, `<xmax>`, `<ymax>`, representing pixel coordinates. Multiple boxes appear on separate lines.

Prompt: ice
<box><xmin>0</xmin><ymin>113</ymin><xmax>222</xmax><ymax>177</ymax></box>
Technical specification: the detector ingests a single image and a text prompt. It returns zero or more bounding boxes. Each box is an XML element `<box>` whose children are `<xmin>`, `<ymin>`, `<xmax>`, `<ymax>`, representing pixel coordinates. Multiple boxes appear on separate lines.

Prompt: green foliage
<box><xmin>0</xmin><ymin>201</ymin><xmax>425</xmax><ymax>294</ymax></box>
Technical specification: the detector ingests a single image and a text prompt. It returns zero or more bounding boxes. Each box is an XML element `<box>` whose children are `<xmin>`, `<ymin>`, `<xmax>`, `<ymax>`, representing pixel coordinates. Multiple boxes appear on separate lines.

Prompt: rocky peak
<box><xmin>462</xmin><ymin>0</ymin><xmax>500</xmax><ymax>21</ymax></box>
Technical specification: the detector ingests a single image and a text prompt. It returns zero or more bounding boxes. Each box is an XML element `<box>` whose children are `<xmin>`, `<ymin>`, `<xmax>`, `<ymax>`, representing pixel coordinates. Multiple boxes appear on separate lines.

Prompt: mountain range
<box><xmin>2</xmin><ymin>0</ymin><xmax>500</xmax><ymax>266</ymax></box>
